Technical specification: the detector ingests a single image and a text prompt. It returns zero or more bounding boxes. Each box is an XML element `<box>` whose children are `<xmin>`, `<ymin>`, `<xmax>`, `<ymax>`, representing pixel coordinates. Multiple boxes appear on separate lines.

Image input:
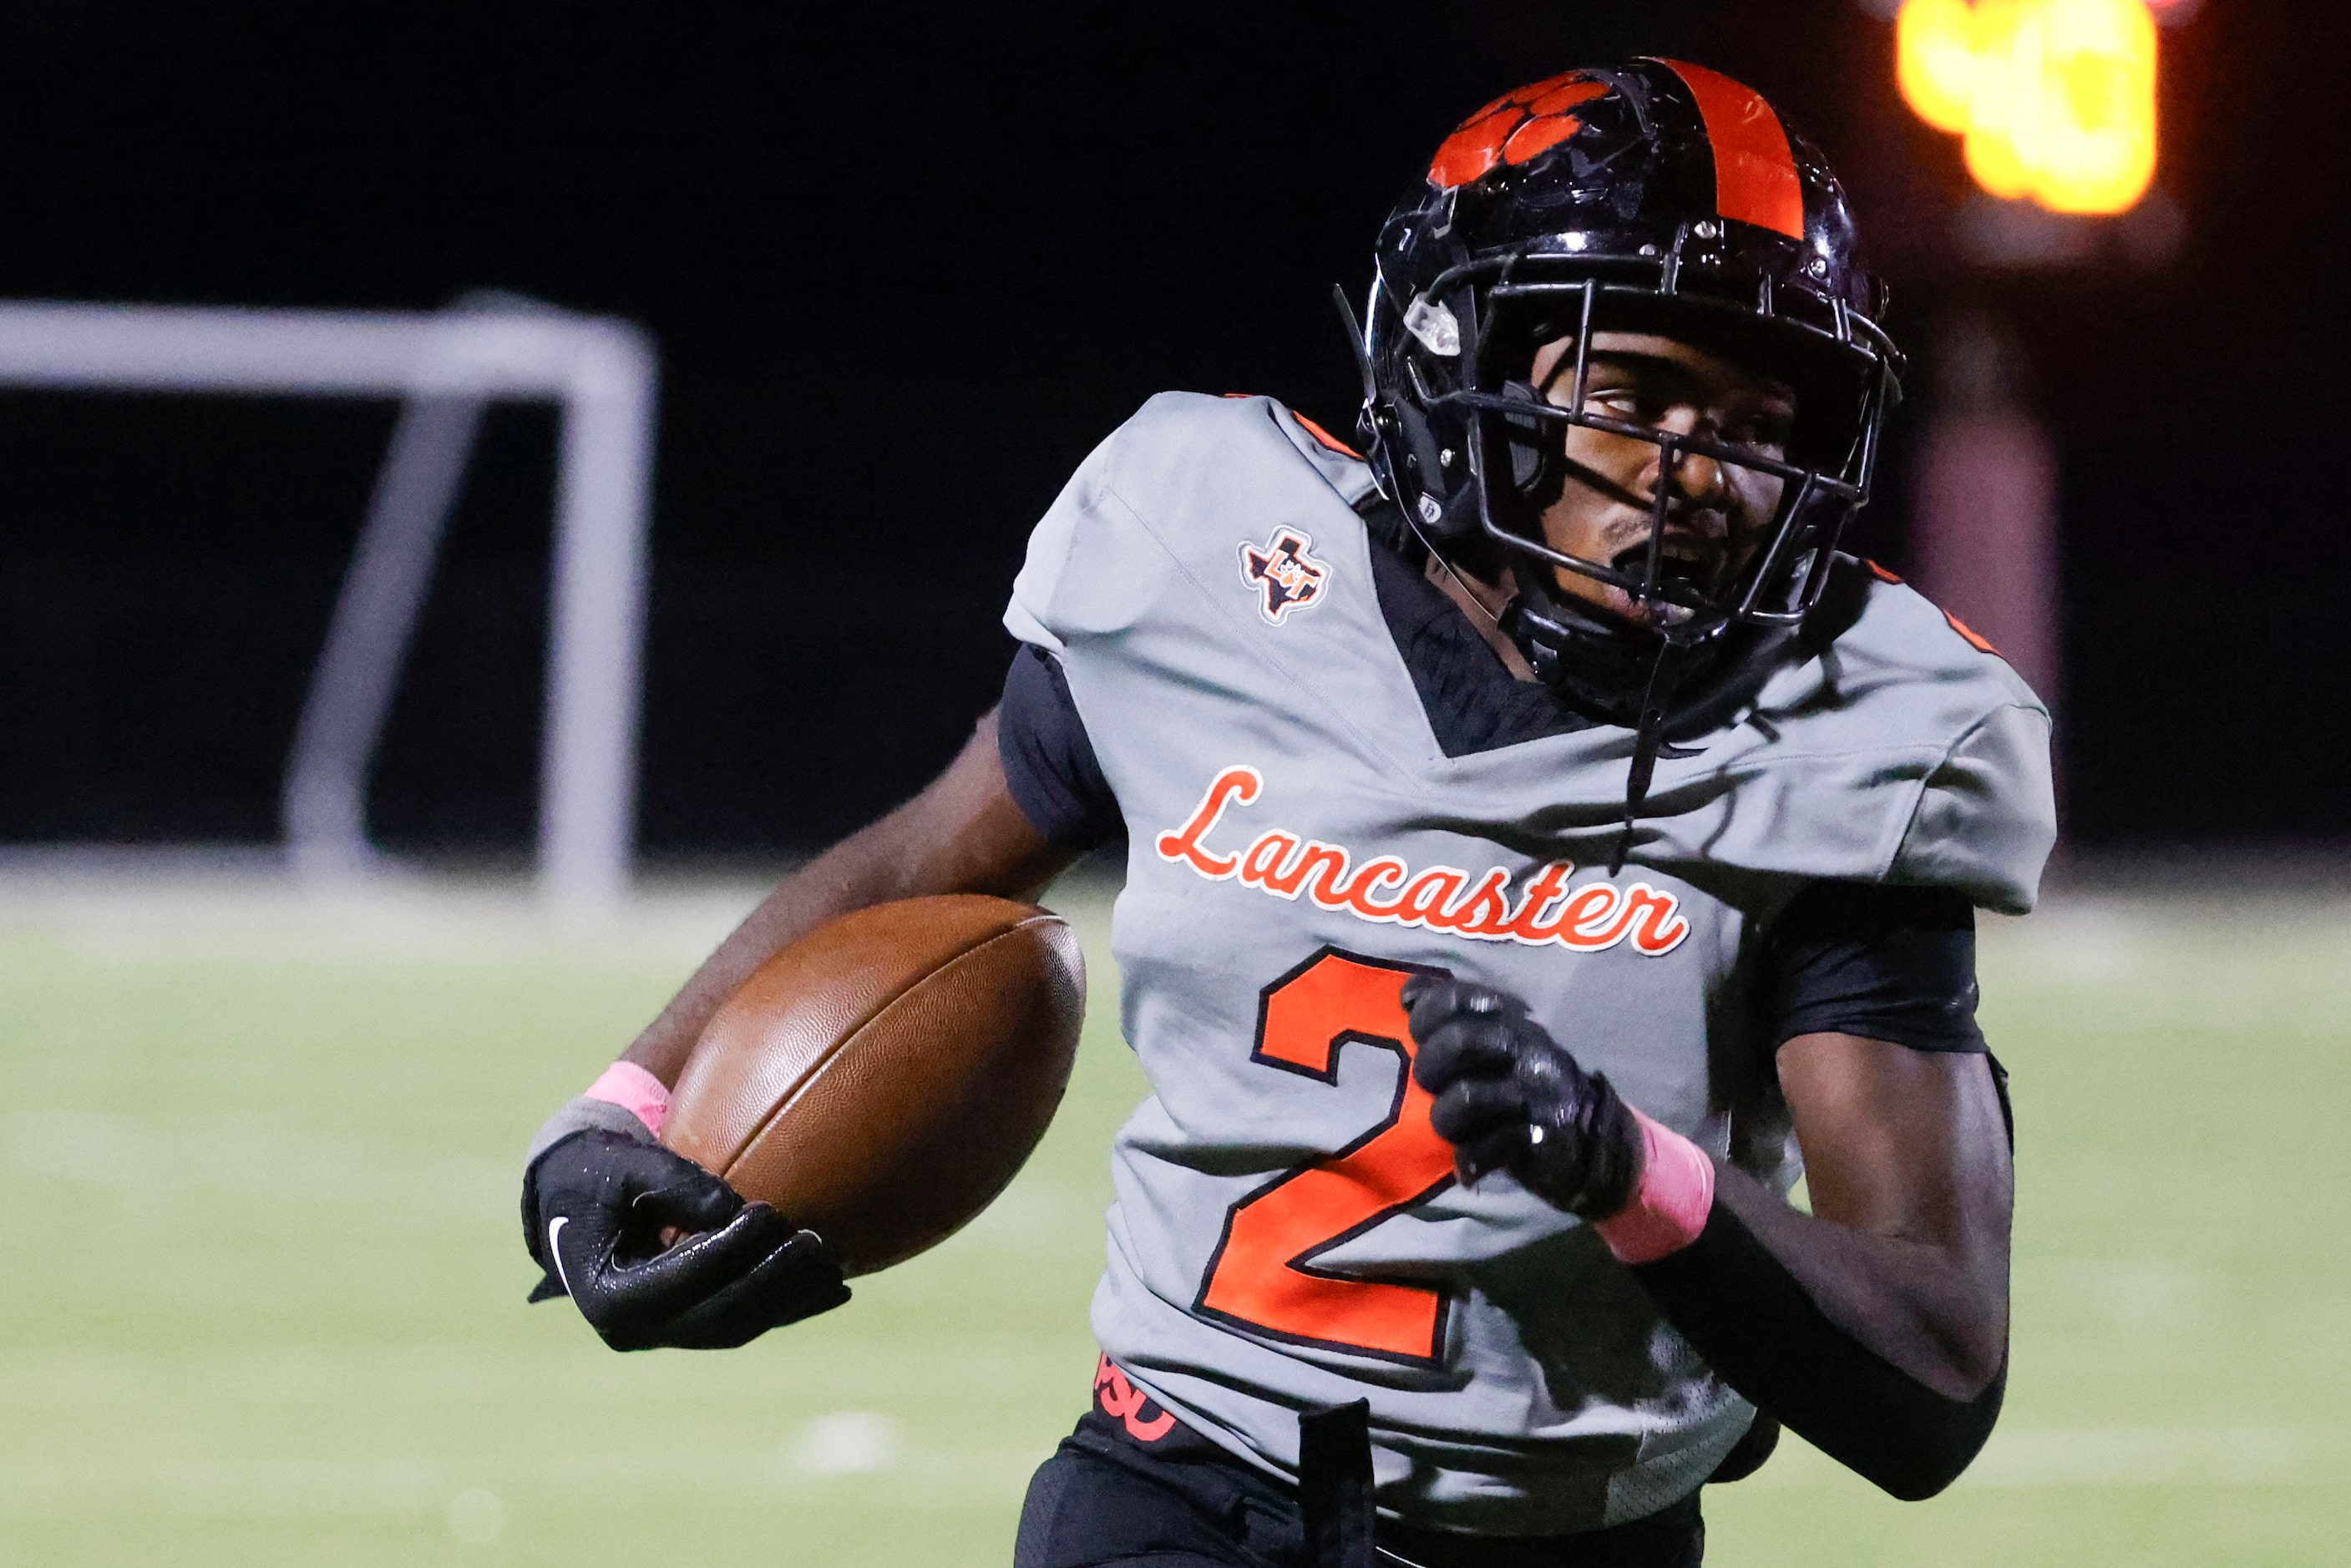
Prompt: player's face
<box><xmin>1527</xmin><ymin>331</ymin><xmax>1796</xmax><ymax>628</ymax></box>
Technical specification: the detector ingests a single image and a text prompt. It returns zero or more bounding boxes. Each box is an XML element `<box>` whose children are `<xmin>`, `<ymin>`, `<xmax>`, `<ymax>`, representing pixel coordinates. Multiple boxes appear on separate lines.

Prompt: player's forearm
<box><xmin>1629</xmin><ymin>1164</ymin><xmax>2007</xmax><ymax>1500</ymax></box>
<box><xmin>1715</xmin><ymin>1162</ymin><xmax>2008</xmax><ymax>1395</ymax></box>
<box><xmin>621</xmin><ymin>711</ymin><xmax>1077</xmax><ymax>1085</ymax></box>
<box><xmin>616</xmin><ymin>834</ymin><xmax>915</xmax><ymax>1085</ymax></box>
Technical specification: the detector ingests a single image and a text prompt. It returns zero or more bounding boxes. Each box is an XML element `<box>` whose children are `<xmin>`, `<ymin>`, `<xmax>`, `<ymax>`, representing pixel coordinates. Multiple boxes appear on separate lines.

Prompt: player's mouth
<box><xmin>1610</xmin><ymin>536</ymin><xmax>1719</xmax><ymax>599</ymax></box>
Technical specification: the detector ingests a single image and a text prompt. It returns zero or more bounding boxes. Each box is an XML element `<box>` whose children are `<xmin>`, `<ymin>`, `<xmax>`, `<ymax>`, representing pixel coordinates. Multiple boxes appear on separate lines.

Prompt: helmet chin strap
<box><xmin>1502</xmin><ymin>572</ymin><xmax>1800</xmax><ymax>874</ymax></box>
<box><xmin>1497</xmin><ymin>580</ymin><xmax>1690</xmax><ymax>873</ymax></box>
<box><xmin>1614</xmin><ymin>642</ymin><xmax>1687</xmax><ymax>876</ymax></box>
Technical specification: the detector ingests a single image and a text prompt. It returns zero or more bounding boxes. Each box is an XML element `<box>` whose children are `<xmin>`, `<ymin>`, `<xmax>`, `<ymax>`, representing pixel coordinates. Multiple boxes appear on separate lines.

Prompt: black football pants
<box><xmin>1013</xmin><ymin>1409</ymin><xmax>1704</xmax><ymax>1568</ymax></box>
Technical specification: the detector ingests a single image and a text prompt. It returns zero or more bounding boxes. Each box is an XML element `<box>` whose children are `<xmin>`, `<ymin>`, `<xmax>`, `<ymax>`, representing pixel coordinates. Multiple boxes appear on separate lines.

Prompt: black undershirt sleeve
<box><xmin>996</xmin><ymin>644</ymin><xmax>1123</xmax><ymax>852</ymax></box>
<box><xmin>1762</xmin><ymin>880</ymin><xmax>1985</xmax><ymax>1055</ymax></box>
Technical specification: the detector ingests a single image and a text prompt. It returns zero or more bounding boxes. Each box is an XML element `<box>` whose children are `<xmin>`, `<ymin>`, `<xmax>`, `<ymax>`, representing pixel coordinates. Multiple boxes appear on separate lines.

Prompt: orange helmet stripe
<box><xmin>1657</xmin><ymin>60</ymin><xmax>1806</xmax><ymax>241</ymax></box>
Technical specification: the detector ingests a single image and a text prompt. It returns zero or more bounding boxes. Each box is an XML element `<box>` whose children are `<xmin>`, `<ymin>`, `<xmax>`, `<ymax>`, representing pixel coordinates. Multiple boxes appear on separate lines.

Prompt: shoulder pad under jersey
<box><xmin>1004</xmin><ymin>392</ymin><xmax>1374</xmax><ymax>654</ymax></box>
<box><xmin>1748</xmin><ymin>562</ymin><xmax>2055</xmax><ymax>914</ymax></box>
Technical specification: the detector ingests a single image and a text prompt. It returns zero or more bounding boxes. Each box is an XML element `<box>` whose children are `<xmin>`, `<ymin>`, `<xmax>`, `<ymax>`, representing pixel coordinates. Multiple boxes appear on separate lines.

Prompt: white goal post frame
<box><xmin>0</xmin><ymin>297</ymin><xmax>657</xmax><ymax>913</ymax></box>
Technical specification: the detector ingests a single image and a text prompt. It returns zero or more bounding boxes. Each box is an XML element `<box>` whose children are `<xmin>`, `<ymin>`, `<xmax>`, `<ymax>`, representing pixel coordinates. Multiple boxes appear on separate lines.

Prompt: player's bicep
<box><xmin>1776</xmin><ymin>1033</ymin><xmax>2013</xmax><ymax>1256</ymax></box>
<box><xmin>1758</xmin><ymin>876</ymin><xmax>2010</xmax><ymax>1253</ymax></box>
<box><xmin>875</xmin><ymin>705</ymin><xmax>1082</xmax><ymax>901</ymax></box>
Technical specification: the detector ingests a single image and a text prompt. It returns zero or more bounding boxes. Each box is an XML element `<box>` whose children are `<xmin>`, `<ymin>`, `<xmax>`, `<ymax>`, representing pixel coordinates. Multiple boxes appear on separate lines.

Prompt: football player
<box><xmin>521</xmin><ymin>59</ymin><xmax>2053</xmax><ymax>1568</ymax></box>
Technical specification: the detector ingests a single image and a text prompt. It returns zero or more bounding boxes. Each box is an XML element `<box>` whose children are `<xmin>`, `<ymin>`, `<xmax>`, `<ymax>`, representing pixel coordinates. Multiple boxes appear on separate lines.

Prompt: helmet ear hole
<box><xmin>1499</xmin><ymin>381</ymin><xmax>1548</xmax><ymax>492</ymax></box>
<box><xmin>1494</xmin><ymin>381</ymin><xmax>1568</xmax><ymax>518</ymax></box>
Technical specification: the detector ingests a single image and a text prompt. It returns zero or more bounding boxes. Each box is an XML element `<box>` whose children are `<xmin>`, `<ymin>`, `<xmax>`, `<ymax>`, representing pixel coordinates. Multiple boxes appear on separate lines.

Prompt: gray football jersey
<box><xmin>1004</xmin><ymin>392</ymin><xmax>2055</xmax><ymax>1535</ymax></box>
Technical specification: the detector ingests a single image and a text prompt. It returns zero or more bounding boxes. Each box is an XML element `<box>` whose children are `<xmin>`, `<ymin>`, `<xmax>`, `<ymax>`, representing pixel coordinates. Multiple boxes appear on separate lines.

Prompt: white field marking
<box><xmin>0</xmin><ymin>1457</ymin><xmax>450</xmax><ymax>1517</ymax></box>
<box><xmin>0</xmin><ymin>1443</ymin><xmax>1037</xmax><ymax>1516</ymax></box>
<box><xmin>948</xmin><ymin>1181</ymin><xmax>1092</xmax><ymax>1254</ymax></box>
<box><xmin>3</xmin><ymin>1110</ymin><xmax>508</xmax><ymax>1217</ymax></box>
<box><xmin>2033</xmin><ymin>1256</ymin><xmax>2207</xmax><ymax>1329</ymax></box>
<box><xmin>1962</xmin><ymin>1427</ymin><xmax>2314</xmax><ymax>1488</ymax></box>
<box><xmin>1746</xmin><ymin>1427</ymin><xmax>2347</xmax><ymax>1490</ymax></box>
<box><xmin>2</xmin><ymin>1432</ymin><xmax>2331</xmax><ymax>1517</ymax></box>
<box><xmin>1978</xmin><ymin>900</ymin><xmax>2147</xmax><ymax>982</ymax></box>
<box><xmin>0</xmin><ymin>856</ymin><xmax>767</xmax><ymax>964</ymax></box>
<box><xmin>0</xmin><ymin>857</ymin><xmax>1129</xmax><ymax>962</ymax></box>
<box><xmin>0</xmin><ymin>1342</ymin><xmax>1072</xmax><ymax>1410</ymax></box>
<box><xmin>446</xmin><ymin>1487</ymin><xmax>506</xmax><ymax>1544</ymax></box>
<box><xmin>788</xmin><ymin>1411</ymin><xmax>900</xmax><ymax>1477</ymax></box>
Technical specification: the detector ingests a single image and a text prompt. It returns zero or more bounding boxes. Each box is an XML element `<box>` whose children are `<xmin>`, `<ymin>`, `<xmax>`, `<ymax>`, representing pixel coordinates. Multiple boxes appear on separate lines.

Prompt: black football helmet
<box><xmin>1350</xmin><ymin>59</ymin><xmax>1901</xmax><ymax>717</ymax></box>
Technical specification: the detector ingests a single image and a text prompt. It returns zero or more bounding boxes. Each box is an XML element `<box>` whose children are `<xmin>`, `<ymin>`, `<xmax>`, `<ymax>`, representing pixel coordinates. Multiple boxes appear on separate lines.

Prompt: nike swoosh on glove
<box><xmin>1402</xmin><ymin>974</ymin><xmax>1644</xmax><ymax>1221</ymax></box>
<box><xmin>522</xmin><ymin>1130</ymin><xmax>849</xmax><ymax>1350</ymax></box>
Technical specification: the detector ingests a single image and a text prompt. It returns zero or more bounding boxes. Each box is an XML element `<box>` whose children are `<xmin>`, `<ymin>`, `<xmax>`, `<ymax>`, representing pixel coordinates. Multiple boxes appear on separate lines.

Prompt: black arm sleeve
<box><xmin>996</xmin><ymin>644</ymin><xmax>1123</xmax><ymax>852</ymax></box>
<box><xmin>1644</xmin><ymin>883</ymin><xmax>2004</xmax><ymax>1497</ymax></box>
<box><xmin>1765</xmin><ymin>881</ymin><xmax>1985</xmax><ymax>1054</ymax></box>
<box><xmin>1631</xmin><ymin>1200</ymin><xmax>2005</xmax><ymax>1500</ymax></box>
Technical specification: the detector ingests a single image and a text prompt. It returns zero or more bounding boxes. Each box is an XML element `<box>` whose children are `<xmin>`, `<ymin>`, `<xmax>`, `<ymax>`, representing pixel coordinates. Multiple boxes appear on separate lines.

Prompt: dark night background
<box><xmin>0</xmin><ymin>2</ymin><xmax>2337</xmax><ymax>859</ymax></box>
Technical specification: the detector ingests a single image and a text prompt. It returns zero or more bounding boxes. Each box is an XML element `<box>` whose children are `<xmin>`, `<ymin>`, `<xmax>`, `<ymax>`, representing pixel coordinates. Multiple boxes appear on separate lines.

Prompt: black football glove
<box><xmin>521</xmin><ymin>1129</ymin><xmax>849</xmax><ymax>1350</ymax></box>
<box><xmin>1402</xmin><ymin>974</ymin><xmax>1645</xmax><ymax>1221</ymax></box>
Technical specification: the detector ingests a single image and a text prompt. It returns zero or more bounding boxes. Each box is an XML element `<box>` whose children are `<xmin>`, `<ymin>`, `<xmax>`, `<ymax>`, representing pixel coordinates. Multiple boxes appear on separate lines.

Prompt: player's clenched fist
<box><xmin>521</xmin><ymin>1130</ymin><xmax>848</xmax><ymax>1350</ymax></box>
<box><xmin>1402</xmin><ymin>975</ymin><xmax>1645</xmax><ymax>1221</ymax></box>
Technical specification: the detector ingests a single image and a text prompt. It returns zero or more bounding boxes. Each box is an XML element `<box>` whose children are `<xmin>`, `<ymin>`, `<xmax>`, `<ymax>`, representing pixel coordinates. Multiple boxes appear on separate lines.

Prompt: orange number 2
<box><xmin>1193</xmin><ymin>947</ymin><xmax>1459</xmax><ymax>1364</ymax></box>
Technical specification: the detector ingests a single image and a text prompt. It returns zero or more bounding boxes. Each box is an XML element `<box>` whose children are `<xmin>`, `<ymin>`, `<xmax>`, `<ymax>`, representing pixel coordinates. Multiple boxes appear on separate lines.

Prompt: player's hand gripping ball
<box><xmin>1403</xmin><ymin>975</ymin><xmax>1645</xmax><ymax>1221</ymax></box>
<box><xmin>522</xmin><ymin>1130</ymin><xmax>848</xmax><ymax>1351</ymax></box>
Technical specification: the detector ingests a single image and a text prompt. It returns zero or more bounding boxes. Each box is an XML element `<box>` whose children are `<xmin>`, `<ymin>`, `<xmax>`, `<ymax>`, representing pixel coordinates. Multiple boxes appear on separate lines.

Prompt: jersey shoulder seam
<box><xmin>1879</xmin><ymin>700</ymin><xmax>2049</xmax><ymax>893</ymax></box>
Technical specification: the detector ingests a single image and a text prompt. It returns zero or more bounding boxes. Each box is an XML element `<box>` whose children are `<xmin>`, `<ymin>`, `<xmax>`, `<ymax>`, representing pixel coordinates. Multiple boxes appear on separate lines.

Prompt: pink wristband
<box><xmin>1592</xmin><ymin>1110</ymin><xmax>1715</xmax><ymax>1265</ymax></box>
<box><xmin>585</xmin><ymin>1060</ymin><xmax>671</xmax><ymax>1137</ymax></box>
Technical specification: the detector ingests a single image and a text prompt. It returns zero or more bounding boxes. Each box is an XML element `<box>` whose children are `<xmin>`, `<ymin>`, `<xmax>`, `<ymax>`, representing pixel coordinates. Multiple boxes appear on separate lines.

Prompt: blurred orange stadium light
<box><xmin>1896</xmin><ymin>0</ymin><xmax>2162</xmax><ymax>214</ymax></box>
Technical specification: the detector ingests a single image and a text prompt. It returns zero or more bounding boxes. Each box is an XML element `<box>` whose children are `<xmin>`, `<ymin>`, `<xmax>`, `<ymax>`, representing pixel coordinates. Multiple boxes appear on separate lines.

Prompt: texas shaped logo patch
<box><xmin>1238</xmin><ymin>527</ymin><xmax>1330</xmax><ymax>625</ymax></box>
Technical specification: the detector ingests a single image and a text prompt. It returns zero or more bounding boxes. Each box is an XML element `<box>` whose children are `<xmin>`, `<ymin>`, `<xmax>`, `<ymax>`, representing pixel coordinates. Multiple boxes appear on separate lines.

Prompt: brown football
<box><xmin>661</xmin><ymin>894</ymin><xmax>1086</xmax><ymax>1277</ymax></box>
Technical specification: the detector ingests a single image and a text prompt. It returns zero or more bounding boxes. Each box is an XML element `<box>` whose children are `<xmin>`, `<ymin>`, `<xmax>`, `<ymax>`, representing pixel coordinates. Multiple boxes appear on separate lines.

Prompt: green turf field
<box><xmin>3</xmin><ymin>871</ymin><xmax>2346</xmax><ymax>1565</ymax></box>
